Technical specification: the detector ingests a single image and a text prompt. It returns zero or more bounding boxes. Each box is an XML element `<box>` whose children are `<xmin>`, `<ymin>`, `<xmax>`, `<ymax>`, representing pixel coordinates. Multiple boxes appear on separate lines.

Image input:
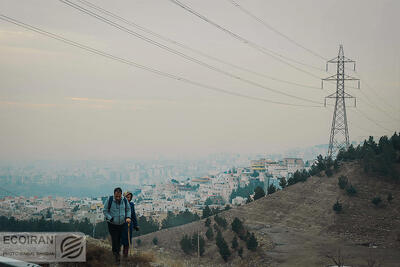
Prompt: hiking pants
<box><xmin>108</xmin><ymin>222</ymin><xmax>124</xmax><ymax>254</ymax></box>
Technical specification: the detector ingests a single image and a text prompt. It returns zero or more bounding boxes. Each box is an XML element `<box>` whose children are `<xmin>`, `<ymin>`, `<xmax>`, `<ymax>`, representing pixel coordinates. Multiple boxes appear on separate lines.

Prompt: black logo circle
<box><xmin>60</xmin><ymin>235</ymin><xmax>84</xmax><ymax>259</ymax></box>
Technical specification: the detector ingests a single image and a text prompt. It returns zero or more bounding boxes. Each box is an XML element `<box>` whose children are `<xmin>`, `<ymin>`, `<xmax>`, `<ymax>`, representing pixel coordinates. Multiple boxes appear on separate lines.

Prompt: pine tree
<box><xmin>214</xmin><ymin>215</ymin><xmax>228</xmax><ymax>230</ymax></box>
<box><xmin>180</xmin><ymin>234</ymin><xmax>193</xmax><ymax>254</ymax></box>
<box><xmin>216</xmin><ymin>230</ymin><xmax>231</xmax><ymax>262</ymax></box>
<box><xmin>206</xmin><ymin>227</ymin><xmax>214</xmax><ymax>240</ymax></box>
<box><xmin>246</xmin><ymin>195</ymin><xmax>253</xmax><ymax>203</ymax></box>
<box><xmin>231</xmin><ymin>217</ymin><xmax>245</xmax><ymax>236</ymax></box>
<box><xmin>205</xmin><ymin>217</ymin><xmax>211</xmax><ymax>227</ymax></box>
<box><xmin>333</xmin><ymin>200</ymin><xmax>342</xmax><ymax>213</ymax></box>
<box><xmin>231</xmin><ymin>236</ymin><xmax>238</xmax><ymax>250</ymax></box>
<box><xmin>254</xmin><ymin>186</ymin><xmax>265</xmax><ymax>200</ymax></box>
<box><xmin>279</xmin><ymin>177</ymin><xmax>287</xmax><ymax>188</ymax></box>
<box><xmin>202</xmin><ymin>205</ymin><xmax>212</xmax><ymax>219</ymax></box>
<box><xmin>267</xmin><ymin>184</ymin><xmax>276</xmax><ymax>195</ymax></box>
<box><xmin>246</xmin><ymin>233</ymin><xmax>258</xmax><ymax>251</ymax></box>
<box><xmin>338</xmin><ymin>175</ymin><xmax>348</xmax><ymax>189</ymax></box>
<box><xmin>238</xmin><ymin>247</ymin><xmax>243</xmax><ymax>258</ymax></box>
<box><xmin>191</xmin><ymin>233</ymin><xmax>205</xmax><ymax>256</ymax></box>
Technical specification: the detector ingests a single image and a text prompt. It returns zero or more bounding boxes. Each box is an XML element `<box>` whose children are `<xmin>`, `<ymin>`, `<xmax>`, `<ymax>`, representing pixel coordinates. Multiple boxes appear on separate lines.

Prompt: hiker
<box><xmin>121</xmin><ymin>191</ymin><xmax>139</xmax><ymax>258</ymax></box>
<box><xmin>103</xmin><ymin>187</ymin><xmax>131</xmax><ymax>264</ymax></box>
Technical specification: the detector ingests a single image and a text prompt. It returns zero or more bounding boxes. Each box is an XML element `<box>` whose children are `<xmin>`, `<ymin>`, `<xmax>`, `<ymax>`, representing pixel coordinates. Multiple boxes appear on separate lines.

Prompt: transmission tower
<box><xmin>322</xmin><ymin>45</ymin><xmax>359</xmax><ymax>158</ymax></box>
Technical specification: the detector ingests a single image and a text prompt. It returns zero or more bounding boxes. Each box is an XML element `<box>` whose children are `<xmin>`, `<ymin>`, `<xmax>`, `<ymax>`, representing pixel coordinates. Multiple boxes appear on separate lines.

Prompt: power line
<box><xmin>167</xmin><ymin>0</ymin><xmax>324</xmax><ymax>80</ymax></box>
<box><xmin>354</xmin><ymin>108</ymin><xmax>396</xmax><ymax>133</ymax></box>
<box><xmin>354</xmin><ymin>71</ymin><xmax>400</xmax><ymax>114</ymax></box>
<box><xmin>0</xmin><ymin>14</ymin><xmax>322</xmax><ymax>108</ymax></box>
<box><xmin>227</xmin><ymin>0</ymin><xmax>328</xmax><ymax>62</ymax></box>
<box><xmin>76</xmin><ymin>0</ymin><xmax>322</xmax><ymax>90</ymax></box>
<box><xmin>357</xmin><ymin>90</ymin><xmax>400</xmax><ymax>123</ymax></box>
<box><xmin>58</xmin><ymin>0</ymin><xmax>323</xmax><ymax>105</ymax></box>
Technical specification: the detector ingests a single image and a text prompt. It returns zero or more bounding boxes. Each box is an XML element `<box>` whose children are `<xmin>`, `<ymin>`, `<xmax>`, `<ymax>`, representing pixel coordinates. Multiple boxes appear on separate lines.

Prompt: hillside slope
<box><xmin>130</xmin><ymin>162</ymin><xmax>400</xmax><ymax>266</ymax></box>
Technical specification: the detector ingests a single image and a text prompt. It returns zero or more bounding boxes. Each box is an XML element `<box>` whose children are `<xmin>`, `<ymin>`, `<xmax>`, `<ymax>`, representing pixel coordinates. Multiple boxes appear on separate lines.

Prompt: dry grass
<box><xmin>128</xmin><ymin>162</ymin><xmax>400</xmax><ymax>266</ymax></box>
<box><xmin>60</xmin><ymin>242</ymin><xmax>155</xmax><ymax>267</ymax></box>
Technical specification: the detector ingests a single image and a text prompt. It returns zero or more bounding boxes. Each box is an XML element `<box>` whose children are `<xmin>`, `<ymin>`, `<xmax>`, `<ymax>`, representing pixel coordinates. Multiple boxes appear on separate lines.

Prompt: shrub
<box><xmin>267</xmin><ymin>184</ymin><xmax>276</xmax><ymax>195</ymax></box>
<box><xmin>231</xmin><ymin>236</ymin><xmax>238</xmax><ymax>250</ymax></box>
<box><xmin>202</xmin><ymin>205</ymin><xmax>212</xmax><ymax>219</ymax></box>
<box><xmin>279</xmin><ymin>177</ymin><xmax>287</xmax><ymax>188</ymax></box>
<box><xmin>191</xmin><ymin>233</ymin><xmax>205</xmax><ymax>256</ymax></box>
<box><xmin>254</xmin><ymin>186</ymin><xmax>265</xmax><ymax>200</ymax></box>
<box><xmin>346</xmin><ymin>184</ymin><xmax>357</xmax><ymax>196</ymax></box>
<box><xmin>180</xmin><ymin>234</ymin><xmax>193</xmax><ymax>254</ymax></box>
<box><xmin>325</xmin><ymin>168</ymin><xmax>333</xmax><ymax>177</ymax></box>
<box><xmin>333</xmin><ymin>160</ymin><xmax>339</xmax><ymax>172</ymax></box>
<box><xmin>216</xmin><ymin>230</ymin><xmax>230</xmax><ymax>262</ymax></box>
<box><xmin>338</xmin><ymin>175</ymin><xmax>348</xmax><ymax>189</ymax></box>
<box><xmin>205</xmin><ymin>227</ymin><xmax>213</xmax><ymax>241</ymax></box>
<box><xmin>372</xmin><ymin>196</ymin><xmax>382</xmax><ymax>206</ymax></box>
<box><xmin>246</xmin><ymin>232</ymin><xmax>258</xmax><ymax>251</ymax></box>
<box><xmin>213</xmin><ymin>223</ymin><xmax>220</xmax><ymax>232</ymax></box>
<box><xmin>214</xmin><ymin>215</ymin><xmax>228</xmax><ymax>230</ymax></box>
<box><xmin>333</xmin><ymin>200</ymin><xmax>342</xmax><ymax>213</ymax></box>
<box><xmin>152</xmin><ymin>237</ymin><xmax>158</xmax><ymax>246</ymax></box>
<box><xmin>246</xmin><ymin>195</ymin><xmax>253</xmax><ymax>203</ymax></box>
<box><xmin>231</xmin><ymin>217</ymin><xmax>245</xmax><ymax>237</ymax></box>
<box><xmin>205</xmin><ymin>217</ymin><xmax>211</xmax><ymax>227</ymax></box>
<box><xmin>387</xmin><ymin>192</ymin><xmax>393</xmax><ymax>203</ymax></box>
<box><xmin>238</xmin><ymin>247</ymin><xmax>243</xmax><ymax>258</ymax></box>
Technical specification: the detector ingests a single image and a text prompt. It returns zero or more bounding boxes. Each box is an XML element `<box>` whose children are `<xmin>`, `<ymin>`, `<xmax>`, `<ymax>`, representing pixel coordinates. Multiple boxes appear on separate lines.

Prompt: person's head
<box><xmin>124</xmin><ymin>192</ymin><xmax>133</xmax><ymax>202</ymax></box>
<box><xmin>114</xmin><ymin>187</ymin><xmax>122</xmax><ymax>201</ymax></box>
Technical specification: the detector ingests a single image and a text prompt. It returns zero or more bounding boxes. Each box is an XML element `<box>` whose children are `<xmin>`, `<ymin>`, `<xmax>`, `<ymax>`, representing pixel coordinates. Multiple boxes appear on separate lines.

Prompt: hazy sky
<box><xmin>0</xmin><ymin>0</ymin><xmax>399</xmax><ymax>160</ymax></box>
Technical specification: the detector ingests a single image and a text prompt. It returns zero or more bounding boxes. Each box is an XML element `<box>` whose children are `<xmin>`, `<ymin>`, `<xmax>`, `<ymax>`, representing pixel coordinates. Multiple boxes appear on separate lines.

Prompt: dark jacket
<box><xmin>121</xmin><ymin>202</ymin><xmax>138</xmax><ymax>246</ymax></box>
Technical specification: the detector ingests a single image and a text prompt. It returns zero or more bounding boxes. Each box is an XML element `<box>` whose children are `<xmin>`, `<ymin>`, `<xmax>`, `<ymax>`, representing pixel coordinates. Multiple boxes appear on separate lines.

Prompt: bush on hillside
<box><xmin>325</xmin><ymin>168</ymin><xmax>333</xmax><ymax>177</ymax></box>
<box><xmin>387</xmin><ymin>192</ymin><xmax>393</xmax><ymax>203</ymax></box>
<box><xmin>206</xmin><ymin>227</ymin><xmax>214</xmax><ymax>241</ymax></box>
<box><xmin>180</xmin><ymin>234</ymin><xmax>192</xmax><ymax>254</ymax></box>
<box><xmin>246</xmin><ymin>232</ymin><xmax>258</xmax><ymax>251</ymax></box>
<box><xmin>214</xmin><ymin>215</ymin><xmax>228</xmax><ymax>230</ymax></box>
<box><xmin>231</xmin><ymin>217</ymin><xmax>245</xmax><ymax>238</ymax></box>
<box><xmin>238</xmin><ymin>247</ymin><xmax>243</xmax><ymax>258</ymax></box>
<box><xmin>338</xmin><ymin>175</ymin><xmax>348</xmax><ymax>189</ymax></box>
<box><xmin>231</xmin><ymin>236</ymin><xmax>238</xmax><ymax>250</ymax></box>
<box><xmin>254</xmin><ymin>186</ymin><xmax>266</xmax><ymax>200</ymax></box>
<box><xmin>333</xmin><ymin>200</ymin><xmax>342</xmax><ymax>213</ymax></box>
<box><xmin>216</xmin><ymin>230</ymin><xmax>231</xmax><ymax>262</ymax></box>
<box><xmin>346</xmin><ymin>184</ymin><xmax>357</xmax><ymax>196</ymax></box>
<box><xmin>191</xmin><ymin>233</ymin><xmax>205</xmax><ymax>256</ymax></box>
<box><xmin>372</xmin><ymin>196</ymin><xmax>382</xmax><ymax>206</ymax></box>
<box><xmin>267</xmin><ymin>184</ymin><xmax>276</xmax><ymax>195</ymax></box>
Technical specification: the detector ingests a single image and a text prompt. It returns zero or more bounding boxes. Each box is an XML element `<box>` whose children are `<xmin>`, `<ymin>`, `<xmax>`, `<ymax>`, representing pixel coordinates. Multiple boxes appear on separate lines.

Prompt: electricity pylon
<box><xmin>322</xmin><ymin>45</ymin><xmax>359</xmax><ymax>158</ymax></box>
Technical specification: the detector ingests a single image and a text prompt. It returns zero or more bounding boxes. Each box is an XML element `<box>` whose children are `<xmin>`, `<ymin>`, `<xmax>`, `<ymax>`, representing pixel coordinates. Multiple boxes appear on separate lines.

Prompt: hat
<box><xmin>124</xmin><ymin>191</ymin><xmax>133</xmax><ymax>198</ymax></box>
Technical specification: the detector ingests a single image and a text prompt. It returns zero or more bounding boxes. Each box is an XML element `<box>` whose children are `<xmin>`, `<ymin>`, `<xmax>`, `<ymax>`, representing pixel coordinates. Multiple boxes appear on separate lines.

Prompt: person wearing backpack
<box><xmin>121</xmin><ymin>191</ymin><xmax>139</xmax><ymax>258</ymax></box>
<box><xmin>103</xmin><ymin>187</ymin><xmax>131</xmax><ymax>264</ymax></box>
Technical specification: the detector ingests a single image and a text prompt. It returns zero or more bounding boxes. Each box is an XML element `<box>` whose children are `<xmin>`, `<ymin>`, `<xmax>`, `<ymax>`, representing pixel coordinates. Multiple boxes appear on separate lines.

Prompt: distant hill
<box><xmin>122</xmin><ymin>161</ymin><xmax>400</xmax><ymax>267</ymax></box>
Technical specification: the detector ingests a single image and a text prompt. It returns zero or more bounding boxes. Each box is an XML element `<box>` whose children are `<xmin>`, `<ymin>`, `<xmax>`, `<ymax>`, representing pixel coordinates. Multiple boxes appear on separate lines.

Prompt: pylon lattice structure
<box><xmin>322</xmin><ymin>45</ymin><xmax>359</xmax><ymax>158</ymax></box>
